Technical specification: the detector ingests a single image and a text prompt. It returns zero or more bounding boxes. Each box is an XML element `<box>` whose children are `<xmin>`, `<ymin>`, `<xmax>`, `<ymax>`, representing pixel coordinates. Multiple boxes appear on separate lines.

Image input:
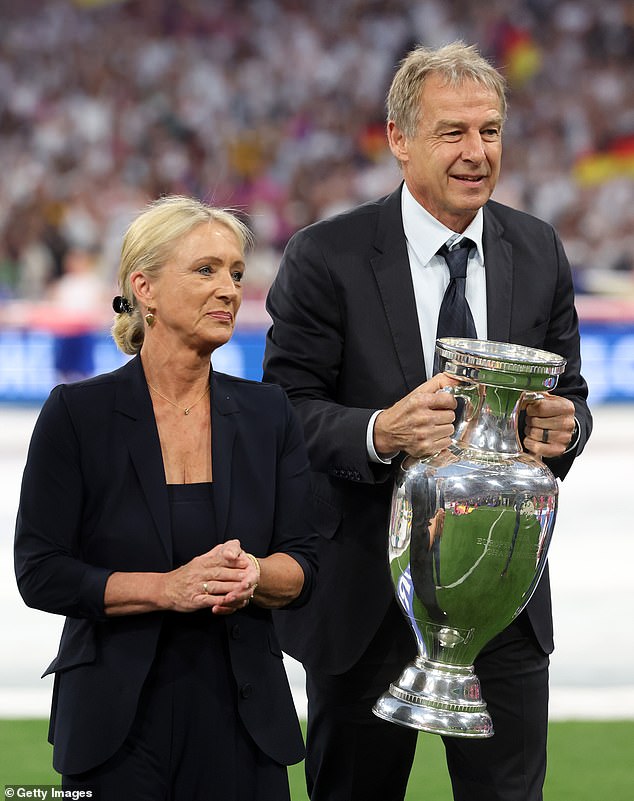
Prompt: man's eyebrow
<box><xmin>435</xmin><ymin>116</ymin><xmax>503</xmax><ymax>130</ymax></box>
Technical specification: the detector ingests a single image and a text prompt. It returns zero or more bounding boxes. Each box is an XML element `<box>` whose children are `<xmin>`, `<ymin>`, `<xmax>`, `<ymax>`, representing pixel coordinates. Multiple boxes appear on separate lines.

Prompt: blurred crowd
<box><xmin>1</xmin><ymin>0</ymin><xmax>633</xmax><ymax>314</ymax></box>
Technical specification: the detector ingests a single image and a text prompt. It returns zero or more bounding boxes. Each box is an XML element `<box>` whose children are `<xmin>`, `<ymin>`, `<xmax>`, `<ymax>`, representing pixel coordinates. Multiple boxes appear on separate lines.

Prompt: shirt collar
<box><xmin>401</xmin><ymin>182</ymin><xmax>484</xmax><ymax>265</ymax></box>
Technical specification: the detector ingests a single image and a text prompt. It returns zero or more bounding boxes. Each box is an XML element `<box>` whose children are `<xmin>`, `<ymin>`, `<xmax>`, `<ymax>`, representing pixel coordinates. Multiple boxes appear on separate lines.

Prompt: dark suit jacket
<box><xmin>264</xmin><ymin>184</ymin><xmax>591</xmax><ymax>676</ymax></box>
<box><xmin>14</xmin><ymin>355</ymin><xmax>318</xmax><ymax>775</ymax></box>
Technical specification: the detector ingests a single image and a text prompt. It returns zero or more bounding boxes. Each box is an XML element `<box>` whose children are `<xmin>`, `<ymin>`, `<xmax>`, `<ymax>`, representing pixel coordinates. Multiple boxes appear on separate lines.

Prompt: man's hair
<box><xmin>386</xmin><ymin>41</ymin><xmax>507</xmax><ymax>139</ymax></box>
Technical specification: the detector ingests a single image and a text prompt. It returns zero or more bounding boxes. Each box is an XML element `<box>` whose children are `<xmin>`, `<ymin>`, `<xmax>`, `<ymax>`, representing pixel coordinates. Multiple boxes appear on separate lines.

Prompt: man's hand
<box><xmin>523</xmin><ymin>394</ymin><xmax>577</xmax><ymax>458</ymax></box>
<box><xmin>373</xmin><ymin>374</ymin><xmax>461</xmax><ymax>459</ymax></box>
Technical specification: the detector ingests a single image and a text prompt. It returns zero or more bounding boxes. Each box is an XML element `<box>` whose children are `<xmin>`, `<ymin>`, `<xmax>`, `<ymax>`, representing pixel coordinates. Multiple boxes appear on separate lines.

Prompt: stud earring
<box><xmin>145</xmin><ymin>307</ymin><xmax>156</xmax><ymax>327</ymax></box>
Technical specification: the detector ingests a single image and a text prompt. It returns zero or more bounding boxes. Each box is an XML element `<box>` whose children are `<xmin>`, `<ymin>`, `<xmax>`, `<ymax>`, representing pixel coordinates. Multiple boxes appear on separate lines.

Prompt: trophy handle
<box><xmin>438</xmin><ymin>382</ymin><xmax>479</xmax><ymax>422</ymax></box>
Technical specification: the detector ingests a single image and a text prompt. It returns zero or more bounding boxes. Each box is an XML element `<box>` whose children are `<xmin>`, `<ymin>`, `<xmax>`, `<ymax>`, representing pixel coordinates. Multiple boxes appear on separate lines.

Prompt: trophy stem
<box><xmin>372</xmin><ymin>657</ymin><xmax>494</xmax><ymax>738</ymax></box>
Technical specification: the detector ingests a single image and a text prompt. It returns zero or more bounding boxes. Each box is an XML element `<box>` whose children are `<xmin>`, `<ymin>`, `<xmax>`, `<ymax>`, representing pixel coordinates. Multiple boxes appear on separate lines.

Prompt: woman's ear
<box><xmin>130</xmin><ymin>270</ymin><xmax>153</xmax><ymax>308</ymax></box>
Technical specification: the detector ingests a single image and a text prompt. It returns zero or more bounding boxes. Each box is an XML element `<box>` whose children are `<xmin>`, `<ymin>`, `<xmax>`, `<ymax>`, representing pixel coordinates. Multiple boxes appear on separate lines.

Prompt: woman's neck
<box><xmin>140</xmin><ymin>345</ymin><xmax>211</xmax><ymax>399</ymax></box>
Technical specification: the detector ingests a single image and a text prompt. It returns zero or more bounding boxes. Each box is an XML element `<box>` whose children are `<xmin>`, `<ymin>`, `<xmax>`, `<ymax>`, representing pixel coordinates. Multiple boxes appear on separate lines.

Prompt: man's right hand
<box><xmin>373</xmin><ymin>373</ymin><xmax>460</xmax><ymax>459</ymax></box>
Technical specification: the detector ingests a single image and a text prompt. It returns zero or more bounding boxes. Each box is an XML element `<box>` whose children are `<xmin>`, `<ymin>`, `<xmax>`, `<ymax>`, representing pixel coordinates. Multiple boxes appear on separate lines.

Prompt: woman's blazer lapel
<box><xmin>113</xmin><ymin>357</ymin><xmax>172</xmax><ymax>562</ymax></box>
<box><xmin>211</xmin><ymin>371</ymin><xmax>239</xmax><ymax>542</ymax></box>
<box><xmin>111</xmin><ymin>360</ymin><xmax>241</xmax><ymax>557</ymax></box>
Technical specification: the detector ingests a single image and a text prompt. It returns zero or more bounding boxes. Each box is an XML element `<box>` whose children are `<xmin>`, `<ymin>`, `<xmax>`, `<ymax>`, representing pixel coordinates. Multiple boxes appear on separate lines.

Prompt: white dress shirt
<box><xmin>366</xmin><ymin>183</ymin><xmax>489</xmax><ymax>463</ymax></box>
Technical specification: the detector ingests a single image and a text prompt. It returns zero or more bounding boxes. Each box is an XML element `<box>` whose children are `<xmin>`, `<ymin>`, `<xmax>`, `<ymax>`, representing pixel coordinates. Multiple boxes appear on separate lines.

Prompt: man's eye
<box><xmin>232</xmin><ymin>271</ymin><xmax>244</xmax><ymax>283</ymax></box>
<box><xmin>198</xmin><ymin>265</ymin><xmax>212</xmax><ymax>275</ymax></box>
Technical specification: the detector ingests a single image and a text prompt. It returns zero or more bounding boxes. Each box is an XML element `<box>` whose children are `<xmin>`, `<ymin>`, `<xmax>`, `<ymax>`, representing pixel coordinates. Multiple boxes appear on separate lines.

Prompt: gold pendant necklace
<box><xmin>147</xmin><ymin>381</ymin><xmax>210</xmax><ymax>415</ymax></box>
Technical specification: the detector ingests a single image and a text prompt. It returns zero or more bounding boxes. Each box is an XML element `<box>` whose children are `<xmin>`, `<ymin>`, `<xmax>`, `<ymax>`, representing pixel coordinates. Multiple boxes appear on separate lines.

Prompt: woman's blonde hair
<box><xmin>386</xmin><ymin>41</ymin><xmax>507</xmax><ymax>140</ymax></box>
<box><xmin>112</xmin><ymin>195</ymin><xmax>253</xmax><ymax>355</ymax></box>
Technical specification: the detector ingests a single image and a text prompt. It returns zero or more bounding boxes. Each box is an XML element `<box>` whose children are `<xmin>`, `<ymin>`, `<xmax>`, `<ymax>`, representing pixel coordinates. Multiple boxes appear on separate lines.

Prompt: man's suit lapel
<box><xmin>211</xmin><ymin>372</ymin><xmax>239</xmax><ymax>542</ymax></box>
<box><xmin>483</xmin><ymin>206</ymin><xmax>513</xmax><ymax>342</ymax></box>
<box><xmin>115</xmin><ymin>356</ymin><xmax>172</xmax><ymax>562</ymax></box>
<box><xmin>370</xmin><ymin>185</ymin><xmax>427</xmax><ymax>390</ymax></box>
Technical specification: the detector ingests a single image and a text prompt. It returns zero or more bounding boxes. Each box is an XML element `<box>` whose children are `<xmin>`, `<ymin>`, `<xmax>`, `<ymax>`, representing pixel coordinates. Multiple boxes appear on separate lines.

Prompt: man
<box><xmin>264</xmin><ymin>42</ymin><xmax>591</xmax><ymax>801</ymax></box>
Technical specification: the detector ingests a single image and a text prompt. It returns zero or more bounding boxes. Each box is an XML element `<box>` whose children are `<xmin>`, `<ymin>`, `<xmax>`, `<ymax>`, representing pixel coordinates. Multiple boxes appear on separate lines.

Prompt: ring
<box><xmin>203</xmin><ymin>582</ymin><xmax>209</xmax><ymax>594</ymax></box>
<box><xmin>541</xmin><ymin>429</ymin><xmax>549</xmax><ymax>444</ymax></box>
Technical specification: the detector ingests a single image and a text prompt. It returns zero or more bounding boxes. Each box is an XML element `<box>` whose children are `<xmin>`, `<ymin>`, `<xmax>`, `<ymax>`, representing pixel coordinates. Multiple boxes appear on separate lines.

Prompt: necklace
<box><xmin>147</xmin><ymin>381</ymin><xmax>210</xmax><ymax>415</ymax></box>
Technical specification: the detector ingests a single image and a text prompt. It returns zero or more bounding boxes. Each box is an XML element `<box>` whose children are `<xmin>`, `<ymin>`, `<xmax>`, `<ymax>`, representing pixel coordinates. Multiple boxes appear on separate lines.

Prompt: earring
<box><xmin>145</xmin><ymin>307</ymin><xmax>156</xmax><ymax>327</ymax></box>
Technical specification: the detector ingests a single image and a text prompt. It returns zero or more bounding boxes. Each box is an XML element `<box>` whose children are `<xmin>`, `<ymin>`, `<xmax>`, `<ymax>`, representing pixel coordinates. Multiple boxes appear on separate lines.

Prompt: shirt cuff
<box><xmin>563</xmin><ymin>416</ymin><xmax>581</xmax><ymax>455</ymax></box>
<box><xmin>366</xmin><ymin>410</ymin><xmax>399</xmax><ymax>464</ymax></box>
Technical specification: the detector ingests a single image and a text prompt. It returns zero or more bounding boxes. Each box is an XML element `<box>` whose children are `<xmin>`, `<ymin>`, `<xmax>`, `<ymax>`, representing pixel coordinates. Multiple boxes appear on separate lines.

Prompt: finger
<box><xmin>212</xmin><ymin>590</ymin><xmax>253</xmax><ymax>615</ymax></box>
<box><xmin>198</xmin><ymin>579</ymin><xmax>250</xmax><ymax>603</ymax></box>
<box><xmin>526</xmin><ymin>413</ymin><xmax>566</xmax><ymax>428</ymax></box>
<box><xmin>424</xmin><ymin>393</ymin><xmax>458</xmax><ymax>411</ymax></box>
<box><xmin>524</xmin><ymin>431</ymin><xmax>568</xmax><ymax>459</ymax></box>
<box><xmin>211</xmin><ymin>605</ymin><xmax>236</xmax><ymax>615</ymax></box>
<box><xmin>406</xmin><ymin>432</ymin><xmax>455</xmax><ymax>458</ymax></box>
<box><xmin>423</xmin><ymin>373</ymin><xmax>460</xmax><ymax>392</ymax></box>
<box><xmin>526</xmin><ymin>420</ymin><xmax>572</xmax><ymax>442</ymax></box>
<box><xmin>221</xmin><ymin>539</ymin><xmax>244</xmax><ymax>560</ymax></box>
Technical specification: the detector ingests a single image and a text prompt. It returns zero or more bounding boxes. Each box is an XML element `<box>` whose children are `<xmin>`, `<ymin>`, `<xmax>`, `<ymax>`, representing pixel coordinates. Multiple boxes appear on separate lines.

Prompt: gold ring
<box><xmin>541</xmin><ymin>429</ymin><xmax>549</xmax><ymax>444</ymax></box>
<box><xmin>203</xmin><ymin>582</ymin><xmax>208</xmax><ymax>594</ymax></box>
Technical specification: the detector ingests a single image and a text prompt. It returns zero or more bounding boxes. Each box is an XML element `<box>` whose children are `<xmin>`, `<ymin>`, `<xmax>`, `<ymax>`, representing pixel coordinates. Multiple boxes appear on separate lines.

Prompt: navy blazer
<box><xmin>265</xmin><ymin>185</ymin><xmax>592</xmax><ymax>675</ymax></box>
<box><xmin>14</xmin><ymin>355</ymin><xmax>318</xmax><ymax>775</ymax></box>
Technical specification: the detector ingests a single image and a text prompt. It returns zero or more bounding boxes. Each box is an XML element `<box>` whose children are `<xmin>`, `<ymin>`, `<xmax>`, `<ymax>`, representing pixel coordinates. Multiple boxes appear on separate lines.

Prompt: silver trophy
<box><xmin>373</xmin><ymin>338</ymin><xmax>566</xmax><ymax>737</ymax></box>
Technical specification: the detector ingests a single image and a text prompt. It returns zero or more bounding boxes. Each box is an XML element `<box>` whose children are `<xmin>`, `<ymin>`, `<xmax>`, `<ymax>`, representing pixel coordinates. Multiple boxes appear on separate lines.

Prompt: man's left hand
<box><xmin>523</xmin><ymin>394</ymin><xmax>577</xmax><ymax>458</ymax></box>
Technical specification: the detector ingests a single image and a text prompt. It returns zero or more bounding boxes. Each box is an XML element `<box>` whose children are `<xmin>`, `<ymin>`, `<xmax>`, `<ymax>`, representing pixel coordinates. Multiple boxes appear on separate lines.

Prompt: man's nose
<box><xmin>461</xmin><ymin>131</ymin><xmax>486</xmax><ymax>162</ymax></box>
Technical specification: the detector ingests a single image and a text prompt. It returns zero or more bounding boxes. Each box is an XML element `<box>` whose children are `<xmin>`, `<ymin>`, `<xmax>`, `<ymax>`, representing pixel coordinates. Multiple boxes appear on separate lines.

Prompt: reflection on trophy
<box><xmin>372</xmin><ymin>338</ymin><xmax>567</xmax><ymax>738</ymax></box>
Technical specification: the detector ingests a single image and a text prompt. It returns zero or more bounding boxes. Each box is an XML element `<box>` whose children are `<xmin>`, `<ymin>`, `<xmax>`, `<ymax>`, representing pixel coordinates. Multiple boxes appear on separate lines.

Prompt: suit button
<box><xmin>240</xmin><ymin>683</ymin><xmax>253</xmax><ymax>699</ymax></box>
<box><xmin>231</xmin><ymin>624</ymin><xmax>240</xmax><ymax>640</ymax></box>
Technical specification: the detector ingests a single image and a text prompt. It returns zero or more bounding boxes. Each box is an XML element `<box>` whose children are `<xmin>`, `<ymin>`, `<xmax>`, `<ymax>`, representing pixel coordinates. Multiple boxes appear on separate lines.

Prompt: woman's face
<box><xmin>148</xmin><ymin>221</ymin><xmax>245</xmax><ymax>354</ymax></box>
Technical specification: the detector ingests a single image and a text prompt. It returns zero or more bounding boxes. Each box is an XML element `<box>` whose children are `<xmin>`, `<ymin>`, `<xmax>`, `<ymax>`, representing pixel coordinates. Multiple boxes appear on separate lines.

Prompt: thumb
<box><xmin>426</xmin><ymin>372</ymin><xmax>460</xmax><ymax>392</ymax></box>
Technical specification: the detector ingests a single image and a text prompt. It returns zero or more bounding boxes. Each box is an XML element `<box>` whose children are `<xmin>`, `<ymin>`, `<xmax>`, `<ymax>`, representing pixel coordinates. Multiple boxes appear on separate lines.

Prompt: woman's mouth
<box><xmin>208</xmin><ymin>311</ymin><xmax>233</xmax><ymax>322</ymax></box>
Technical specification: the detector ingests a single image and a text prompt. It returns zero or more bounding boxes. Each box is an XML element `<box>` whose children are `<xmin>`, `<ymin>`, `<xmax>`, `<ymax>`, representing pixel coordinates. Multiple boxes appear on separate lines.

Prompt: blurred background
<box><xmin>1</xmin><ymin>0</ymin><xmax>633</xmax><ymax>722</ymax></box>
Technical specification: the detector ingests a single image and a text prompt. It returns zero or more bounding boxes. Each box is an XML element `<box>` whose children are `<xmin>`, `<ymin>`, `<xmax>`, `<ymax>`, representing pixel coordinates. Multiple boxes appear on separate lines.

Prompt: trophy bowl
<box><xmin>372</xmin><ymin>338</ymin><xmax>567</xmax><ymax>737</ymax></box>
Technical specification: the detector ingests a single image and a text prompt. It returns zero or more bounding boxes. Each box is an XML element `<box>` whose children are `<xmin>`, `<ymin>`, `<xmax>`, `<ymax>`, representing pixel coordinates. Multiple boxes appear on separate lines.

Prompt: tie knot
<box><xmin>438</xmin><ymin>238</ymin><xmax>473</xmax><ymax>280</ymax></box>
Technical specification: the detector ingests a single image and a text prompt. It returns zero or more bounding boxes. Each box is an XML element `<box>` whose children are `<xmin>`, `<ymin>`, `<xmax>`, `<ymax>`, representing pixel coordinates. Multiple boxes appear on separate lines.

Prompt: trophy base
<box><xmin>372</xmin><ymin>658</ymin><xmax>494</xmax><ymax>738</ymax></box>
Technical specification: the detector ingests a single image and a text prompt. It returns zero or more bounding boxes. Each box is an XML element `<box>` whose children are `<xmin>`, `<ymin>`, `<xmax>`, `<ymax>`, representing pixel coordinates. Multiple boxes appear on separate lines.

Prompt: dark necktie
<box><xmin>433</xmin><ymin>238</ymin><xmax>477</xmax><ymax>374</ymax></box>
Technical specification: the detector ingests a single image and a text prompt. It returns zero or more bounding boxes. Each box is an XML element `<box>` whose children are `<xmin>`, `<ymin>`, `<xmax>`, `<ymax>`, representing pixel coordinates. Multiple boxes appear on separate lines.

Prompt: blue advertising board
<box><xmin>0</xmin><ymin>323</ymin><xmax>630</xmax><ymax>405</ymax></box>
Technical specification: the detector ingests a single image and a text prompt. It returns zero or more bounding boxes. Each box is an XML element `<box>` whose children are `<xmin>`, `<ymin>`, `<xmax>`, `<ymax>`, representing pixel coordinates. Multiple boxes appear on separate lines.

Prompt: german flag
<box><xmin>573</xmin><ymin>134</ymin><xmax>634</xmax><ymax>186</ymax></box>
<box><xmin>497</xmin><ymin>25</ymin><xmax>542</xmax><ymax>87</ymax></box>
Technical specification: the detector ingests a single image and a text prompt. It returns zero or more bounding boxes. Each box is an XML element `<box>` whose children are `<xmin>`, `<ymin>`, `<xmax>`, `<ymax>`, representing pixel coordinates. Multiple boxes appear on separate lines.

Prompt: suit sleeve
<box><xmin>539</xmin><ymin>229</ymin><xmax>592</xmax><ymax>480</ymax></box>
<box><xmin>264</xmin><ymin>228</ymin><xmax>388</xmax><ymax>485</ymax></box>
<box><xmin>266</xmin><ymin>388</ymin><xmax>319</xmax><ymax>608</ymax></box>
<box><xmin>14</xmin><ymin>386</ymin><xmax>112</xmax><ymax>620</ymax></box>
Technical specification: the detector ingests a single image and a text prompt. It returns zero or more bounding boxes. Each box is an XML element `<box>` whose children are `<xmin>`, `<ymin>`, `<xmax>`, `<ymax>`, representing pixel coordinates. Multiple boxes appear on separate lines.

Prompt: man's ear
<box><xmin>387</xmin><ymin>121</ymin><xmax>409</xmax><ymax>164</ymax></box>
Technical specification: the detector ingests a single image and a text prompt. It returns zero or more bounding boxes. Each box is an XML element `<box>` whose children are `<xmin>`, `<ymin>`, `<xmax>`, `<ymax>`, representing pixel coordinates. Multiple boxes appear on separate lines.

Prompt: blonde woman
<box><xmin>15</xmin><ymin>195</ymin><xmax>317</xmax><ymax>800</ymax></box>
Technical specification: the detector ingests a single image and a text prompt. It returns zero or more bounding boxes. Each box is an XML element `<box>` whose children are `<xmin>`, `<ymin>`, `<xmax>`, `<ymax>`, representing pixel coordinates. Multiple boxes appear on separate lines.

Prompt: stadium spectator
<box><xmin>0</xmin><ymin>0</ymin><xmax>633</xmax><ymax>303</ymax></box>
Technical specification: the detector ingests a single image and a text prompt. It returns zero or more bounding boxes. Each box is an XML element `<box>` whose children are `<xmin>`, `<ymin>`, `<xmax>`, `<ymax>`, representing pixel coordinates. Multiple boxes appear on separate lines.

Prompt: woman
<box><xmin>14</xmin><ymin>195</ymin><xmax>318</xmax><ymax>800</ymax></box>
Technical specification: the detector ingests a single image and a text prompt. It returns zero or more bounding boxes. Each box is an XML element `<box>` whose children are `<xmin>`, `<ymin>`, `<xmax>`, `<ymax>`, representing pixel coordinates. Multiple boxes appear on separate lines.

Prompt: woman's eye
<box><xmin>198</xmin><ymin>265</ymin><xmax>213</xmax><ymax>276</ymax></box>
<box><xmin>232</xmin><ymin>271</ymin><xmax>244</xmax><ymax>283</ymax></box>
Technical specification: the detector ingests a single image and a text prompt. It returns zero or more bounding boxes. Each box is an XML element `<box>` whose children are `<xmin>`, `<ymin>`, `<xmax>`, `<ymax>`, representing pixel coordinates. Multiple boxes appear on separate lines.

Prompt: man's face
<box><xmin>388</xmin><ymin>74</ymin><xmax>503</xmax><ymax>232</ymax></box>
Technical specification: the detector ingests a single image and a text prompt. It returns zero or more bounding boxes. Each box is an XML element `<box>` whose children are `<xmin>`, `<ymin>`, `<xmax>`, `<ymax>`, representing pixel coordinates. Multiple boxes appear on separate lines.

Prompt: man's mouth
<box><xmin>453</xmin><ymin>175</ymin><xmax>485</xmax><ymax>182</ymax></box>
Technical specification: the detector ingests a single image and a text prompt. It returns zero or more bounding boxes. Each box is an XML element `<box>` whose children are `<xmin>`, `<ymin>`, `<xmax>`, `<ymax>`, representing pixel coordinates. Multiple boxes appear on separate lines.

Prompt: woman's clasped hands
<box><xmin>162</xmin><ymin>539</ymin><xmax>259</xmax><ymax>615</ymax></box>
